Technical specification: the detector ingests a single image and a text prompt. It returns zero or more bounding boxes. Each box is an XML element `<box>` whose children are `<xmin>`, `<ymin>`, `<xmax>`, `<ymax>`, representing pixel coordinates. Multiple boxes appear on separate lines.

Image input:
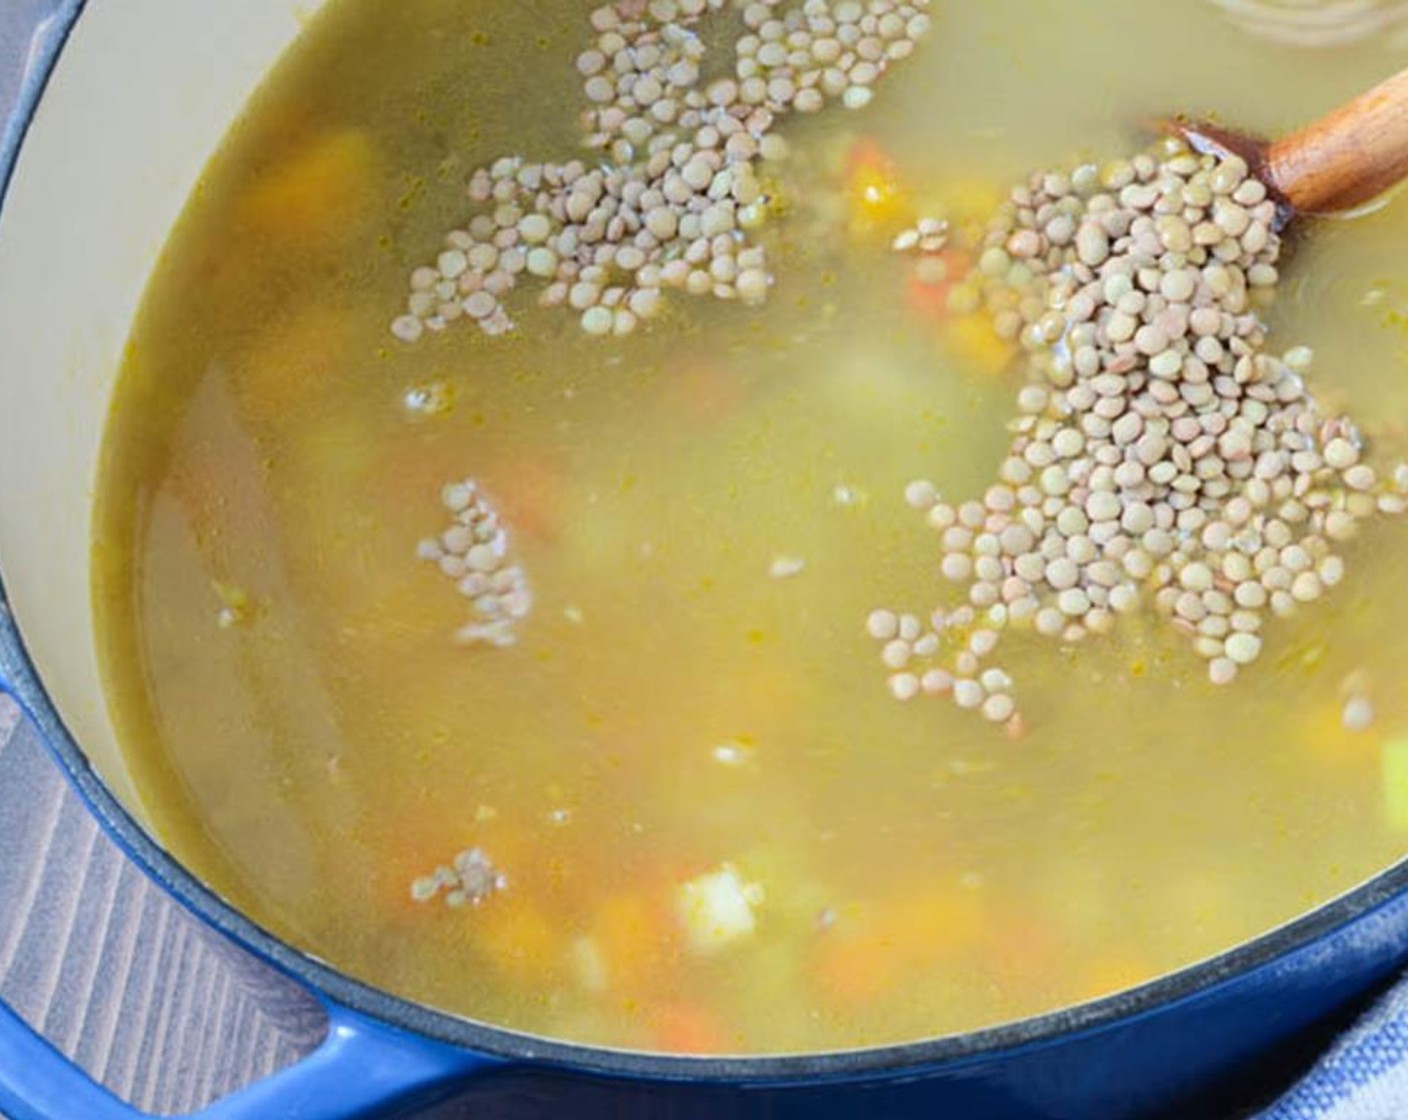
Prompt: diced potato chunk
<box><xmin>676</xmin><ymin>864</ymin><xmax>764</xmax><ymax>953</ymax></box>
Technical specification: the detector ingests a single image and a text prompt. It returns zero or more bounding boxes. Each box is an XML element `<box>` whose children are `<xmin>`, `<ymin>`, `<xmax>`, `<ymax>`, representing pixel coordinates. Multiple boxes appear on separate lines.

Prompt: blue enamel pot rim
<box><xmin>4</xmin><ymin>0</ymin><xmax>1408</xmax><ymax>1089</ymax></box>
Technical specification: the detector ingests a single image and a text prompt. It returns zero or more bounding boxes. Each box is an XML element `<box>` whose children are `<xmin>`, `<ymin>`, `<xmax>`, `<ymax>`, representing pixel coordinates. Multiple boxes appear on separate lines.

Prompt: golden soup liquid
<box><xmin>95</xmin><ymin>0</ymin><xmax>1408</xmax><ymax>1054</ymax></box>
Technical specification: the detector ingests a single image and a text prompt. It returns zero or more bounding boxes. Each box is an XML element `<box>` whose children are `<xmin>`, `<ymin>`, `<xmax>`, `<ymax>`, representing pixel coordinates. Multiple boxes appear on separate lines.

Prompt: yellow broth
<box><xmin>94</xmin><ymin>0</ymin><xmax>1408</xmax><ymax>1053</ymax></box>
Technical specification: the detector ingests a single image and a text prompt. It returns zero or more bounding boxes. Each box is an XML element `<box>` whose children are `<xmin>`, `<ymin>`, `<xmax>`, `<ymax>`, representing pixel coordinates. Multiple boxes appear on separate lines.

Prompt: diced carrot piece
<box><xmin>489</xmin><ymin>455</ymin><xmax>568</xmax><ymax>545</ymax></box>
<box><xmin>905</xmin><ymin>274</ymin><xmax>950</xmax><ymax>321</ymax></box>
<box><xmin>649</xmin><ymin>1002</ymin><xmax>733</xmax><ymax>1055</ymax></box>
<box><xmin>903</xmin><ymin>249</ymin><xmax>972</xmax><ymax>324</ymax></box>
<box><xmin>844</xmin><ymin>137</ymin><xmax>894</xmax><ymax>180</ymax></box>
<box><xmin>235</xmin><ymin>129</ymin><xmax>377</xmax><ymax>246</ymax></box>
<box><xmin>226</xmin><ymin>304</ymin><xmax>349</xmax><ymax>426</ymax></box>
<box><xmin>474</xmin><ymin>895</ymin><xmax>561</xmax><ymax>984</ymax></box>
<box><xmin>845</xmin><ymin>138</ymin><xmax>908</xmax><ymax>235</ymax></box>
<box><xmin>368</xmin><ymin>441</ymin><xmax>563</xmax><ymax>553</ymax></box>
<box><xmin>814</xmin><ymin>886</ymin><xmax>987</xmax><ymax>1007</ymax></box>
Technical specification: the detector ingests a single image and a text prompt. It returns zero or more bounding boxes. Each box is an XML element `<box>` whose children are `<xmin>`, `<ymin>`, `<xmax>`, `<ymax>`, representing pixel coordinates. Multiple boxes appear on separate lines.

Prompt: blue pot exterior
<box><xmin>3</xmin><ymin>5</ymin><xmax>1408</xmax><ymax>1119</ymax></box>
<box><xmin>315</xmin><ymin>896</ymin><xmax>1408</xmax><ymax>1120</ymax></box>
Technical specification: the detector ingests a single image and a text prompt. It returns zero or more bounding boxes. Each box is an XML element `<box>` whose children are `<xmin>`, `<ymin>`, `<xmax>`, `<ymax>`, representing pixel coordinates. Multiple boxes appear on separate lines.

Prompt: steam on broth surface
<box><xmin>94</xmin><ymin>0</ymin><xmax>1408</xmax><ymax>1054</ymax></box>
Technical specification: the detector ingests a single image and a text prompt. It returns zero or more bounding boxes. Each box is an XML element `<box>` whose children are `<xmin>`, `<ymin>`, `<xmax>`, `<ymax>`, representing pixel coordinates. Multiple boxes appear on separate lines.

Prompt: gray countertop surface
<box><xmin>0</xmin><ymin>697</ymin><xmax>327</xmax><ymax>1117</ymax></box>
<box><xmin>0</xmin><ymin>0</ymin><xmax>49</xmax><ymax>110</ymax></box>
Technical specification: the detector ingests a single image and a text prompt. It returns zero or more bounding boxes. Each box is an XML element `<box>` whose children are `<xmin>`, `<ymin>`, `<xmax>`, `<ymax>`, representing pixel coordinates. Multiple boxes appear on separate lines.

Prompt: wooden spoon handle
<box><xmin>1265</xmin><ymin>67</ymin><xmax>1408</xmax><ymax>215</ymax></box>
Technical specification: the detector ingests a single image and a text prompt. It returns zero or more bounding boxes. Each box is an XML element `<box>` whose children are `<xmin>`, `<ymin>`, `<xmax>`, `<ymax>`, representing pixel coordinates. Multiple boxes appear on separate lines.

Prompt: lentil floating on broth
<box><xmin>411</xmin><ymin>847</ymin><xmax>509</xmax><ymax>910</ymax></box>
<box><xmin>873</xmin><ymin>142</ymin><xmax>1408</xmax><ymax>727</ymax></box>
<box><xmin>390</xmin><ymin>0</ymin><xmax>931</xmax><ymax>341</ymax></box>
<box><xmin>418</xmin><ymin>480</ymin><xmax>533</xmax><ymax>648</ymax></box>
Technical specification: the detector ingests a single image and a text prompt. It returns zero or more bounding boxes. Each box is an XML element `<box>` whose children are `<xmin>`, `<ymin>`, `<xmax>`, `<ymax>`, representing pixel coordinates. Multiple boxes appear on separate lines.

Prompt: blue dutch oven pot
<box><xmin>3</xmin><ymin>3</ymin><xmax>1408</xmax><ymax>1117</ymax></box>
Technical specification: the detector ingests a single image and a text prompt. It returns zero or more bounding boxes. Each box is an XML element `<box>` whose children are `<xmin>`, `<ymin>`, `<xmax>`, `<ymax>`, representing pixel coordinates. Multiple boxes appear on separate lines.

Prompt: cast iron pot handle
<box><xmin>0</xmin><ymin>994</ymin><xmax>499</xmax><ymax>1120</ymax></box>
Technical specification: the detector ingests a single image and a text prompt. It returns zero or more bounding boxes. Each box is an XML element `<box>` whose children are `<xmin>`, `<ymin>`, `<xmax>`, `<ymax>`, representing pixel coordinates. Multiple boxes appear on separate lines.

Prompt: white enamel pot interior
<box><xmin>0</xmin><ymin>0</ymin><xmax>323</xmax><ymax>822</ymax></box>
<box><xmin>10</xmin><ymin>7</ymin><xmax>1408</xmax><ymax>1120</ymax></box>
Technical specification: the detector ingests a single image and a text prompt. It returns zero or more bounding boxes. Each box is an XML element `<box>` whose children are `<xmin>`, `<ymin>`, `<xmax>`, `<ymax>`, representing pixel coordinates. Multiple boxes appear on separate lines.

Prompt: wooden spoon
<box><xmin>1176</xmin><ymin>66</ymin><xmax>1408</xmax><ymax>228</ymax></box>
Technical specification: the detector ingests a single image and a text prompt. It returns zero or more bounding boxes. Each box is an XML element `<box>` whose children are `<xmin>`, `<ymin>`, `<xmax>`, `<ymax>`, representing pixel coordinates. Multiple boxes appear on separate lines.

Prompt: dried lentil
<box><xmin>410</xmin><ymin>847</ymin><xmax>508</xmax><ymax>909</ymax></box>
<box><xmin>870</xmin><ymin>139</ymin><xmax>1408</xmax><ymax>727</ymax></box>
<box><xmin>393</xmin><ymin>0</ymin><xmax>930</xmax><ymax>340</ymax></box>
<box><xmin>420</xmin><ymin>480</ymin><xmax>533</xmax><ymax>647</ymax></box>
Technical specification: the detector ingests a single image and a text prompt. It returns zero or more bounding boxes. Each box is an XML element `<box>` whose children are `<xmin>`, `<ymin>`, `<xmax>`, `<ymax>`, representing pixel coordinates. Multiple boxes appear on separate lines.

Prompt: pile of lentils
<box><xmin>410</xmin><ymin>847</ymin><xmax>508</xmax><ymax>909</ymax></box>
<box><xmin>417</xmin><ymin>479</ymin><xmax>533</xmax><ymax>648</ymax></box>
<box><xmin>871</xmin><ymin>138</ymin><xmax>1408</xmax><ymax>731</ymax></box>
<box><xmin>390</xmin><ymin>0</ymin><xmax>930</xmax><ymax>342</ymax></box>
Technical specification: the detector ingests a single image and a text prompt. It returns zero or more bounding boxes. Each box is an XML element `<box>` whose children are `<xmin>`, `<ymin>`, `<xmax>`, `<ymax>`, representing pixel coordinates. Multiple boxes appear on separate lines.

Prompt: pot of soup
<box><xmin>6</xmin><ymin>1</ymin><xmax>1408</xmax><ymax>1117</ymax></box>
